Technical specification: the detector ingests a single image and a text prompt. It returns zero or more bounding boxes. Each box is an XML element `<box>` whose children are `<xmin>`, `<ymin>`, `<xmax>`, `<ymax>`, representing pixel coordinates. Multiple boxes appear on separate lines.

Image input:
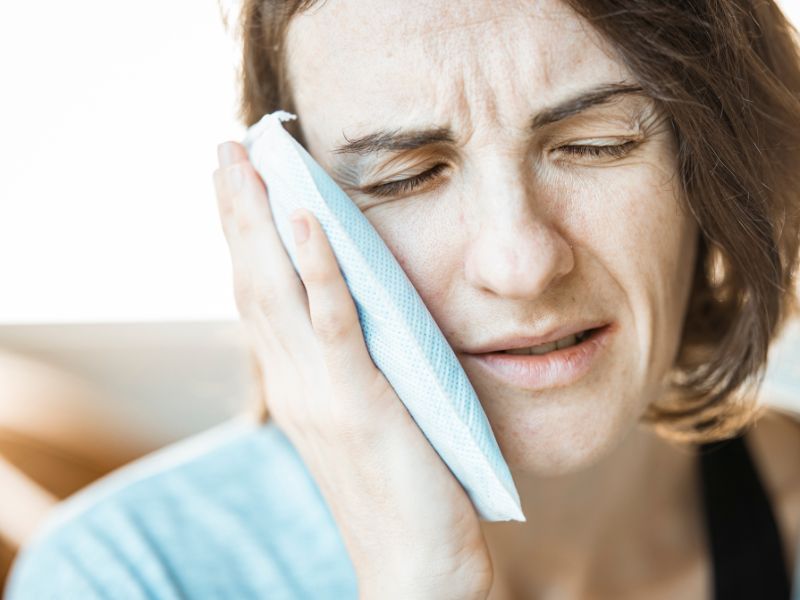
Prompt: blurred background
<box><xmin>1</xmin><ymin>0</ymin><xmax>799</xmax><ymax>590</ymax></box>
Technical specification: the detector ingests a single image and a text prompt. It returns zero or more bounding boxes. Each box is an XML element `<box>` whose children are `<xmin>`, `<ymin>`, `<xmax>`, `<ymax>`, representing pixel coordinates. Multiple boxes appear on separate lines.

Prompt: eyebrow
<box><xmin>331</xmin><ymin>82</ymin><xmax>645</xmax><ymax>158</ymax></box>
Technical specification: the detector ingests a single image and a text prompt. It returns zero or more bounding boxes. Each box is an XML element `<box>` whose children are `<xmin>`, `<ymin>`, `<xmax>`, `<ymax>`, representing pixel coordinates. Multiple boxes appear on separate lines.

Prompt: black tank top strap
<box><xmin>697</xmin><ymin>431</ymin><xmax>792</xmax><ymax>599</ymax></box>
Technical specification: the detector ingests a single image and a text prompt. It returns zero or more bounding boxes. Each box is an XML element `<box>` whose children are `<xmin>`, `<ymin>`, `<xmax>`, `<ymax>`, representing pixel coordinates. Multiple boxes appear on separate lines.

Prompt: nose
<box><xmin>463</xmin><ymin>170</ymin><xmax>575</xmax><ymax>299</ymax></box>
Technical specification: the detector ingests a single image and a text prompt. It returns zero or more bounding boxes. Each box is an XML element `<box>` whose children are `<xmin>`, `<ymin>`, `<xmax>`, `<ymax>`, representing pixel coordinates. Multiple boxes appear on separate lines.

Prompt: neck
<box><xmin>480</xmin><ymin>423</ymin><xmax>701</xmax><ymax>593</ymax></box>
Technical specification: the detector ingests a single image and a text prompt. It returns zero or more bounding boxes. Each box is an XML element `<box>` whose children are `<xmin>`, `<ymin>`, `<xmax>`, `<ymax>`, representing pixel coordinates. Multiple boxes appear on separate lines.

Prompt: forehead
<box><xmin>285</xmin><ymin>0</ymin><xmax>628</xmax><ymax>151</ymax></box>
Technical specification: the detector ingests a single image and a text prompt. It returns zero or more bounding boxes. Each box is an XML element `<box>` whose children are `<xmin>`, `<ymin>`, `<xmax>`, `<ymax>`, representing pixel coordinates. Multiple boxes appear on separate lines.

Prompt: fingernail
<box><xmin>217</xmin><ymin>142</ymin><xmax>238</xmax><ymax>167</ymax></box>
<box><xmin>290</xmin><ymin>211</ymin><xmax>310</xmax><ymax>244</ymax></box>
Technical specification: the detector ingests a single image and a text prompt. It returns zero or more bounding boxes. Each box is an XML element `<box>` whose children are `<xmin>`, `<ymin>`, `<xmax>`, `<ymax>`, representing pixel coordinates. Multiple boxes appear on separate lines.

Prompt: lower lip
<box><xmin>464</xmin><ymin>324</ymin><xmax>616</xmax><ymax>391</ymax></box>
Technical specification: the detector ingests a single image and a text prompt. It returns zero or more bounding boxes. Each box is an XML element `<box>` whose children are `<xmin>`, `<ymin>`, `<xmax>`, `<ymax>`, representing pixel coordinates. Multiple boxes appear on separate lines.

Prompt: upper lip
<box><xmin>464</xmin><ymin>320</ymin><xmax>611</xmax><ymax>354</ymax></box>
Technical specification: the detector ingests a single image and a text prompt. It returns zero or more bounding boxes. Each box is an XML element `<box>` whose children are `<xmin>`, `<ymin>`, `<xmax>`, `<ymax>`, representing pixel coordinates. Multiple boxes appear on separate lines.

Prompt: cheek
<box><xmin>592</xmin><ymin>167</ymin><xmax>696</xmax><ymax>317</ymax></box>
<box><xmin>597</xmin><ymin>178</ymin><xmax>686</xmax><ymax>281</ymax></box>
<box><xmin>556</xmin><ymin>160</ymin><xmax>698</xmax><ymax>380</ymax></box>
<box><xmin>361</xmin><ymin>198</ymin><xmax>463</xmax><ymax>325</ymax></box>
<box><xmin>361</xmin><ymin>154</ymin><xmax>697</xmax><ymax>371</ymax></box>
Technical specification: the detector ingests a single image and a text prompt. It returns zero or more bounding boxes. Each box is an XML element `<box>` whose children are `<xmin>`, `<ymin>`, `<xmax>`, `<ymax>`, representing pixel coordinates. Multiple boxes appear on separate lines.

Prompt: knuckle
<box><xmin>234</xmin><ymin>211</ymin><xmax>254</xmax><ymax>236</ymax></box>
<box><xmin>301</xmin><ymin>254</ymin><xmax>338</xmax><ymax>285</ymax></box>
<box><xmin>312</xmin><ymin>310</ymin><xmax>351</xmax><ymax>343</ymax></box>
<box><xmin>232</xmin><ymin>271</ymin><xmax>284</xmax><ymax>320</ymax></box>
<box><xmin>253</xmin><ymin>284</ymin><xmax>284</xmax><ymax>319</ymax></box>
<box><xmin>232</xmin><ymin>274</ymin><xmax>253</xmax><ymax>314</ymax></box>
<box><xmin>213</xmin><ymin>170</ymin><xmax>236</xmax><ymax>219</ymax></box>
<box><xmin>217</xmin><ymin>193</ymin><xmax>235</xmax><ymax>220</ymax></box>
<box><xmin>232</xmin><ymin>272</ymin><xmax>254</xmax><ymax>305</ymax></box>
<box><xmin>325</xmin><ymin>377</ymin><xmax>392</xmax><ymax>444</ymax></box>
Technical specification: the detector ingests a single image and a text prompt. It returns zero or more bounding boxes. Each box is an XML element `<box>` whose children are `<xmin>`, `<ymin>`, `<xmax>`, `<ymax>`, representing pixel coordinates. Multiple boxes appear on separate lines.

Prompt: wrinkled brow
<box><xmin>332</xmin><ymin>127</ymin><xmax>456</xmax><ymax>156</ymax></box>
<box><xmin>331</xmin><ymin>82</ymin><xmax>644</xmax><ymax>157</ymax></box>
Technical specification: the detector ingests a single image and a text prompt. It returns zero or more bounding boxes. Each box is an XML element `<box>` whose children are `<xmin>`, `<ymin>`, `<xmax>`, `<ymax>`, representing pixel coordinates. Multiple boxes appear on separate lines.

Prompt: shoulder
<box><xmin>4</xmin><ymin>417</ymin><xmax>356</xmax><ymax>599</ymax></box>
<box><xmin>744</xmin><ymin>404</ymin><xmax>800</xmax><ymax>575</ymax></box>
<box><xmin>747</xmin><ymin>405</ymin><xmax>800</xmax><ymax>491</ymax></box>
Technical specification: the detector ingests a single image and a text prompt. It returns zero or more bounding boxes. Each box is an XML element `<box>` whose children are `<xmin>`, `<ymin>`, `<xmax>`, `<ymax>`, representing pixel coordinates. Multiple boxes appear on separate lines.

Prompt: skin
<box><xmin>217</xmin><ymin>0</ymin><xmax>800</xmax><ymax>600</ymax></box>
<box><xmin>280</xmin><ymin>0</ymin><xmax>708</xmax><ymax>597</ymax></box>
<box><xmin>286</xmin><ymin>0</ymin><xmax>696</xmax><ymax>477</ymax></box>
<box><xmin>283</xmin><ymin>0</ymin><xmax>700</xmax><ymax>592</ymax></box>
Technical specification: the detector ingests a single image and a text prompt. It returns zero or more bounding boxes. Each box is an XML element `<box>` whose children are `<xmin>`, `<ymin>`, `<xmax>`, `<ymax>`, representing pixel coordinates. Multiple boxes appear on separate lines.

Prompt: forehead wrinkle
<box><xmin>287</xmin><ymin>0</ymin><xmax>634</xmax><ymax>175</ymax></box>
<box><xmin>405</xmin><ymin>42</ymin><xmax>468</xmax><ymax>144</ymax></box>
<box><xmin>405</xmin><ymin>0</ymin><xmax>560</xmax><ymax>41</ymax></box>
<box><xmin>414</xmin><ymin>13</ymin><xmax>523</xmax><ymax>42</ymax></box>
<box><xmin>415</xmin><ymin>10</ymin><xmax>589</xmax><ymax>139</ymax></box>
<box><xmin>418</xmin><ymin>31</ymin><xmax>510</xmax><ymax>145</ymax></box>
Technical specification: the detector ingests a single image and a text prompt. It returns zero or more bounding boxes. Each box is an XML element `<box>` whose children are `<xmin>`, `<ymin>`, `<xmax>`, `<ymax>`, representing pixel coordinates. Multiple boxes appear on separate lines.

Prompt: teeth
<box><xmin>503</xmin><ymin>332</ymin><xmax>581</xmax><ymax>355</ymax></box>
<box><xmin>556</xmin><ymin>334</ymin><xmax>578</xmax><ymax>349</ymax></box>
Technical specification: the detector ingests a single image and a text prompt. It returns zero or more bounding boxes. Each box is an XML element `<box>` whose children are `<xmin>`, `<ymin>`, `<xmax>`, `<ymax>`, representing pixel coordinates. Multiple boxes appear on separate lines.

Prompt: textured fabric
<box><xmin>5</xmin><ymin>418</ymin><xmax>359</xmax><ymax>599</ymax></box>
<box><xmin>698</xmin><ymin>433</ymin><xmax>794</xmax><ymax>599</ymax></box>
<box><xmin>6</xmin><ymin>416</ymin><xmax>800</xmax><ymax>598</ymax></box>
<box><xmin>241</xmin><ymin>110</ymin><xmax>523</xmax><ymax>522</ymax></box>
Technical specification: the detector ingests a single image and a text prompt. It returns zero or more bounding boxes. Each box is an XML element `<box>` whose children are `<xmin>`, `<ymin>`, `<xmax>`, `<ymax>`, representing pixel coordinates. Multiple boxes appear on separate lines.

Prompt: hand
<box><xmin>212</xmin><ymin>142</ymin><xmax>493</xmax><ymax>599</ymax></box>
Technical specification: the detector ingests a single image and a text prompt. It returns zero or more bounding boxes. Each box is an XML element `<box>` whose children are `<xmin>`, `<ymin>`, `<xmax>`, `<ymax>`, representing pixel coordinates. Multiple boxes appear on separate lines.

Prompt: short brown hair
<box><xmin>234</xmin><ymin>0</ymin><xmax>800</xmax><ymax>443</ymax></box>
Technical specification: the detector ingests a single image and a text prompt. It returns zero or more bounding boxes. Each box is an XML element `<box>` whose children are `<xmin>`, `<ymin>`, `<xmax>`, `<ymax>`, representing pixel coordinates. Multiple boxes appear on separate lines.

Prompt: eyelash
<box><xmin>368</xmin><ymin>163</ymin><xmax>449</xmax><ymax>197</ymax></box>
<box><xmin>367</xmin><ymin>141</ymin><xmax>637</xmax><ymax>197</ymax></box>
<box><xmin>555</xmin><ymin>140</ymin><xmax>638</xmax><ymax>159</ymax></box>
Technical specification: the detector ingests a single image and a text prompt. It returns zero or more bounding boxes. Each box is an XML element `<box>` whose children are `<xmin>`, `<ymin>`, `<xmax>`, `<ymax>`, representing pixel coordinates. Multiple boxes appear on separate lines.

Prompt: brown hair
<box><xmin>234</xmin><ymin>0</ymin><xmax>800</xmax><ymax>443</ymax></box>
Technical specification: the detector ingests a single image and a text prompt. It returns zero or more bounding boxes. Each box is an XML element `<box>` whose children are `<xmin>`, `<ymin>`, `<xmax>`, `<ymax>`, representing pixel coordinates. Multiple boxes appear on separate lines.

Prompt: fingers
<box><xmin>289</xmin><ymin>209</ymin><xmax>360</xmax><ymax>347</ymax></box>
<box><xmin>216</xmin><ymin>142</ymin><xmax>247</xmax><ymax>167</ymax></box>
<box><xmin>213</xmin><ymin>142</ymin><xmax>246</xmax><ymax>224</ymax></box>
<box><xmin>212</xmin><ymin>142</ymin><xmax>308</xmax><ymax>336</ymax></box>
<box><xmin>289</xmin><ymin>208</ymin><xmax>387</xmax><ymax>418</ymax></box>
<box><xmin>211</xmin><ymin>139</ymin><xmax>386</xmax><ymax>433</ymax></box>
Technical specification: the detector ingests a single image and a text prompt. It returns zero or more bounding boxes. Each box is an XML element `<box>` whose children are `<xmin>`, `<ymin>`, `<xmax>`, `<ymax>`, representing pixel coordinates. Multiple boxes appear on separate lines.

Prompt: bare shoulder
<box><xmin>745</xmin><ymin>404</ymin><xmax>800</xmax><ymax>572</ymax></box>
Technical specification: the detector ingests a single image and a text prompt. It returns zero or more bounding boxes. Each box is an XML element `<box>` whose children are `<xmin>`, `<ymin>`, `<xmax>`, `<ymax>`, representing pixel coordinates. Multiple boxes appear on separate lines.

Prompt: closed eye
<box><xmin>364</xmin><ymin>163</ymin><xmax>449</xmax><ymax>197</ymax></box>
<box><xmin>361</xmin><ymin>140</ymin><xmax>637</xmax><ymax>197</ymax></box>
<box><xmin>554</xmin><ymin>140</ymin><xmax>639</xmax><ymax>160</ymax></box>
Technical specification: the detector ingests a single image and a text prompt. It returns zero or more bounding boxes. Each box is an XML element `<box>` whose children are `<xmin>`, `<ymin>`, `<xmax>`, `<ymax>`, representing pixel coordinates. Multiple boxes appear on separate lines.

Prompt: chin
<box><xmin>483</xmin><ymin>387</ymin><xmax>646</xmax><ymax>478</ymax></box>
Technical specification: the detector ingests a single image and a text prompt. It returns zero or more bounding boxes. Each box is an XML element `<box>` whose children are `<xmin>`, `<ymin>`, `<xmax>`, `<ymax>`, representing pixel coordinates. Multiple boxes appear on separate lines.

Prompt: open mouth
<box><xmin>468</xmin><ymin>323</ymin><xmax>615</xmax><ymax>391</ymax></box>
<box><xmin>493</xmin><ymin>325</ymin><xmax>608</xmax><ymax>356</ymax></box>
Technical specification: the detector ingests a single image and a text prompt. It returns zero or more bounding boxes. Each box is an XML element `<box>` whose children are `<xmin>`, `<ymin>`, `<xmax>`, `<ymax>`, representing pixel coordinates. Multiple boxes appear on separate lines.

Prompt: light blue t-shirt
<box><xmin>4</xmin><ymin>417</ymin><xmax>358</xmax><ymax>599</ymax></box>
<box><xmin>6</xmin><ymin>413</ymin><xmax>800</xmax><ymax>599</ymax></box>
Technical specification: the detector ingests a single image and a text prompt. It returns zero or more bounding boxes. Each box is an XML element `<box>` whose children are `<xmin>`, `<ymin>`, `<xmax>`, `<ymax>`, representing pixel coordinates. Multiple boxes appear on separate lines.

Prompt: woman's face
<box><xmin>284</xmin><ymin>0</ymin><xmax>699</xmax><ymax>475</ymax></box>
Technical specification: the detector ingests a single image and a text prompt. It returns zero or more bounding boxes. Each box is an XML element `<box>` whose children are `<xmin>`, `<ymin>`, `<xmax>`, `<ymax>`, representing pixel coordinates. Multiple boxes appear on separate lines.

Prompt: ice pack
<box><xmin>242</xmin><ymin>110</ymin><xmax>524</xmax><ymax>522</ymax></box>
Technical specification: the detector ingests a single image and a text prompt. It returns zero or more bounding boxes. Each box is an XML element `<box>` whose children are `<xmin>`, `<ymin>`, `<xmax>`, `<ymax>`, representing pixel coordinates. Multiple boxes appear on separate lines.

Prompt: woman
<box><xmin>6</xmin><ymin>0</ymin><xmax>800</xmax><ymax>598</ymax></box>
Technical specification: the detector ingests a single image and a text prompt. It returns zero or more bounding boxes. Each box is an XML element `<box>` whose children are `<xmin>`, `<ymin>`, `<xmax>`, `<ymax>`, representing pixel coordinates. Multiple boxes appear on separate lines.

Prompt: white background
<box><xmin>0</xmin><ymin>0</ymin><xmax>243</xmax><ymax>324</ymax></box>
<box><xmin>1</xmin><ymin>0</ymin><xmax>799</xmax><ymax>324</ymax></box>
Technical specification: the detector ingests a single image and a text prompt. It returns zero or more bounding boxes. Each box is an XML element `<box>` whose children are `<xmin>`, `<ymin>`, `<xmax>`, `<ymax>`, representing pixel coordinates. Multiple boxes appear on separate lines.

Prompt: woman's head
<box><xmin>236</xmin><ymin>0</ymin><xmax>800</xmax><ymax>473</ymax></box>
